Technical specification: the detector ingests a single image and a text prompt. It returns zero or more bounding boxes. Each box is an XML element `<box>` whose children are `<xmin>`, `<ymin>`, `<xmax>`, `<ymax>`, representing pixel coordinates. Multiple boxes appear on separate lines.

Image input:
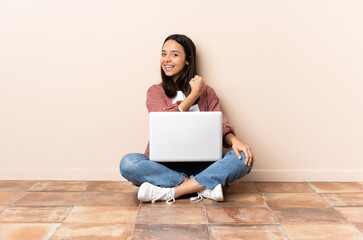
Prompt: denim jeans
<box><xmin>119</xmin><ymin>150</ymin><xmax>253</xmax><ymax>190</ymax></box>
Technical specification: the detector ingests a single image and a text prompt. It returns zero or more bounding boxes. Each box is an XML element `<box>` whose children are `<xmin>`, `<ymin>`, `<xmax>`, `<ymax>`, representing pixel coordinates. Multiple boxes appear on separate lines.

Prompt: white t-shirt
<box><xmin>172</xmin><ymin>91</ymin><xmax>200</xmax><ymax>112</ymax></box>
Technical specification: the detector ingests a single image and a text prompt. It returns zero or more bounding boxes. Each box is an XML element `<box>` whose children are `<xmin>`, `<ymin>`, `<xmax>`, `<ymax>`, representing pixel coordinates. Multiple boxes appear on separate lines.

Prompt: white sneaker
<box><xmin>138</xmin><ymin>182</ymin><xmax>175</xmax><ymax>204</ymax></box>
<box><xmin>190</xmin><ymin>184</ymin><xmax>224</xmax><ymax>202</ymax></box>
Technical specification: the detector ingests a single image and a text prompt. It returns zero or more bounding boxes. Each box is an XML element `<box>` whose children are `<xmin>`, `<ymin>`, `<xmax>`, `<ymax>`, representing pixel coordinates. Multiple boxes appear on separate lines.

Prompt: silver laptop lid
<box><xmin>149</xmin><ymin>112</ymin><xmax>222</xmax><ymax>162</ymax></box>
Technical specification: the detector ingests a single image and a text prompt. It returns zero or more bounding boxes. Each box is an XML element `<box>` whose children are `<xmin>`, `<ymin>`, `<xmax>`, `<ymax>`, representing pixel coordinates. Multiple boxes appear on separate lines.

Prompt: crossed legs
<box><xmin>120</xmin><ymin>150</ymin><xmax>253</xmax><ymax>201</ymax></box>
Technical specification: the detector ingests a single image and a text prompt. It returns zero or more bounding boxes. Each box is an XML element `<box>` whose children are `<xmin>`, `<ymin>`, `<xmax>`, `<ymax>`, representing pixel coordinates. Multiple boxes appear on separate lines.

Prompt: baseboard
<box><xmin>242</xmin><ymin>169</ymin><xmax>363</xmax><ymax>181</ymax></box>
<box><xmin>0</xmin><ymin>169</ymin><xmax>125</xmax><ymax>181</ymax></box>
<box><xmin>0</xmin><ymin>169</ymin><xmax>362</xmax><ymax>181</ymax></box>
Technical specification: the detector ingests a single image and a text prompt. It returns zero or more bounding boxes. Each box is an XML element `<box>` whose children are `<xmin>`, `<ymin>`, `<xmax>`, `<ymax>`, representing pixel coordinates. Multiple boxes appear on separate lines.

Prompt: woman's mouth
<box><xmin>164</xmin><ymin>65</ymin><xmax>174</xmax><ymax>71</ymax></box>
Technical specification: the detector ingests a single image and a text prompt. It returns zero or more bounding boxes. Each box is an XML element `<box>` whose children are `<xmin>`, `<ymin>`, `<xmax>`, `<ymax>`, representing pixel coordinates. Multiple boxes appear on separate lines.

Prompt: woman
<box><xmin>120</xmin><ymin>34</ymin><xmax>254</xmax><ymax>204</ymax></box>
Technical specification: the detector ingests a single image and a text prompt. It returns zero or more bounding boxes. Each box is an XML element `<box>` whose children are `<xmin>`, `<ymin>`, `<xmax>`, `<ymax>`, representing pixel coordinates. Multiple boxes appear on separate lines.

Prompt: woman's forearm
<box><xmin>178</xmin><ymin>91</ymin><xmax>199</xmax><ymax>111</ymax></box>
<box><xmin>224</xmin><ymin>132</ymin><xmax>238</xmax><ymax>146</ymax></box>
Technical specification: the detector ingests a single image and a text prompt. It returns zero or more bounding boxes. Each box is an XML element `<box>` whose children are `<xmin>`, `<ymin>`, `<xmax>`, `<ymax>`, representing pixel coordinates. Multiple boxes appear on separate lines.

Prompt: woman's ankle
<box><xmin>174</xmin><ymin>178</ymin><xmax>206</xmax><ymax>199</ymax></box>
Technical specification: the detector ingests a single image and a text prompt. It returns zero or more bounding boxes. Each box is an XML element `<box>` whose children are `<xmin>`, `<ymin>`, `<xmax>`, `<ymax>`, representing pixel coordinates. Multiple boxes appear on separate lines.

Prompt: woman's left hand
<box><xmin>232</xmin><ymin>139</ymin><xmax>254</xmax><ymax>166</ymax></box>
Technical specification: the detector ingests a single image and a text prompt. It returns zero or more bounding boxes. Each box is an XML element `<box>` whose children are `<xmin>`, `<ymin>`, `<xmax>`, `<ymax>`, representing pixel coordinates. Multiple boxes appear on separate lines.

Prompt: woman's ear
<box><xmin>186</xmin><ymin>61</ymin><xmax>189</xmax><ymax>65</ymax></box>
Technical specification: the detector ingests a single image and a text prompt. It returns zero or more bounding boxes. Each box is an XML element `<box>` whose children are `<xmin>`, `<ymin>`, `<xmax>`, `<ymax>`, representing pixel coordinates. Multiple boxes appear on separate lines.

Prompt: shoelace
<box><xmin>166</xmin><ymin>196</ymin><xmax>176</xmax><ymax>205</ymax></box>
<box><xmin>190</xmin><ymin>193</ymin><xmax>204</xmax><ymax>202</ymax></box>
<box><xmin>151</xmin><ymin>190</ymin><xmax>176</xmax><ymax>205</ymax></box>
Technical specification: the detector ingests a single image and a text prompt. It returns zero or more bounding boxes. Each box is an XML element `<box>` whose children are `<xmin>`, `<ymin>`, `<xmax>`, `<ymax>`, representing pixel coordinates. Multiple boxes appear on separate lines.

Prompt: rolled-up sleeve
<box><xmin>206</xmin><ymin>86</ymin><xmax>236</xmax><ymax>148</ymax></box>
<box><xmin>146</xmin><ymin>85</ymin><xmax>182</xmax><ymax>112</ymax></box>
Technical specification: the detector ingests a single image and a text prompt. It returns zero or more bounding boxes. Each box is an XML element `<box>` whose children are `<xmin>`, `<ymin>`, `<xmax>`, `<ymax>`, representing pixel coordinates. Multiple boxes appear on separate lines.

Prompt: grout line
<box><xmin>26</xmin><ymin>180</ymin><xmax>40</xmax><ymax>192</ymax></box>
<box><xmin>252</xmin><ymin>181</ymin><xmax>292</xmax><ymax>240</ymax></box>
<box><xmin>48</xmin><ymin>180</ymin><xmax>92</xmax><ymax>239</ymax></box>
<box><xmin>329</xmin><ymin>204</ymin><xmax>361</xmax><ymax>228</ymax></box>
<box><xmin>329</xmin><ymin>205</ymin><xmax>363</xmax><ymax>237</ymax></box>
<box><xmin>305</xmin><ymin>180</ymin><xmax>363</xmax><ymax>229</ymax></box>
<box><xmin>202</xmin><ymin>200</ymin><xmax>212</xmax><ymax>240</ymax></box>
<box><xmin>305</xmin><ymin>181</ymin><xmax>318</xmax><ymax>193</ymax></box>
<box><xmin>6</xmin><ymin>192</ymin><xmax>28</xmax><ymax>209</ymax></box>
<box><xmin>128</xmin><ymin>197</ymin><xmax>141</xmax><ymax>240</ymax></box>
<box><xmin>6</xmin><ymin>180</ymin><xmax>40</xmax><ymax>208</ymax></box>
<box><xmin>1</xmin><ymin>180</ymin><xmax>70</xmax><ymax>238</ymax></box>
<box><xmin>332</xmin><ymin>206</ymin><xmax>356</xmax><ymax>225</ymax></box>
<box><xmin>318</xmin><ymin>193</ymin><xmax>335</xmax><ymax>208</ymax></box>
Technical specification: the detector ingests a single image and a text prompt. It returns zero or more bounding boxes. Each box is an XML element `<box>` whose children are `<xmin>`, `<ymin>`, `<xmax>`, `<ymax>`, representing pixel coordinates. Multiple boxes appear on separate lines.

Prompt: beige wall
<box><xmin>1</xmin><ymin>0</ymin><xmax>362</xmax><ymax>181</ymax></box>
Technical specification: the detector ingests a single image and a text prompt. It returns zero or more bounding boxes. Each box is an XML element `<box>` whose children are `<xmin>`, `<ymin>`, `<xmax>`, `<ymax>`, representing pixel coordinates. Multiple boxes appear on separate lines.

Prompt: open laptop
<box><xmin>149</xmin><ymin>112</ymin><xmax>222</xmax><ymax>162</ymax></box>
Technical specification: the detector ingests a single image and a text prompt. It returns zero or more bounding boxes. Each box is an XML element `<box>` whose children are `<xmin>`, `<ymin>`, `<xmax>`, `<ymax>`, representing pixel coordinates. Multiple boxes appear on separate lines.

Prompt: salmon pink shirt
<box><xmin>144</xmin><ymin>83</ymin><xmax>236</xmax><ymax>156</ymax></box>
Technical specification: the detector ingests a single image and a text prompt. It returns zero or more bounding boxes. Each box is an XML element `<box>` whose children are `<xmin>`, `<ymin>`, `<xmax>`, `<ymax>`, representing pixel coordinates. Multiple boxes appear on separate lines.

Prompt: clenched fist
<box><xmin>189</xmin><ymin>75</ymin><xmax>205</xmax><ymax>97</ymax></box>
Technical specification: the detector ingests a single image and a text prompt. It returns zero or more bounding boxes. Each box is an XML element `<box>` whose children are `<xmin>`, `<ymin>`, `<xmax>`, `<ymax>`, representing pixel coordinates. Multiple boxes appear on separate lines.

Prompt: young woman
<box><xmin>120</xmin><ymin>34</ymin><xmax>254</xmax><ymax>204</ymax></box>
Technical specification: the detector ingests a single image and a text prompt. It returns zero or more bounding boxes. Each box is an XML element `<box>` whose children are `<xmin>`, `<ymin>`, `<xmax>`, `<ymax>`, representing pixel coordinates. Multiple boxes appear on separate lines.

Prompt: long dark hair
<box><xmin>161</xmin><ymin>34</ymin><xmax>197</xmax><ymax>99</ymax></box>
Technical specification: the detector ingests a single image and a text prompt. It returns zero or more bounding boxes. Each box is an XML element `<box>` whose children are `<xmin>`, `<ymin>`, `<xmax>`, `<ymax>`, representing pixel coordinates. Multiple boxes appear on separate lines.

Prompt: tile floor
<box><xmin>0</xmin><ymin>181</ymin><xmax>363</xmax><ymax>239</ymax></box>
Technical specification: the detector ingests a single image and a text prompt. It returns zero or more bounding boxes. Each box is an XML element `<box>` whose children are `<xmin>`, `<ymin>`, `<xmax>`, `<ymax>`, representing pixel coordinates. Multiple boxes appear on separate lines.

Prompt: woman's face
<box><xmin>160</xmin><ymin>40</ymin><xmax>188</xmax><ymax>82</ymax></box>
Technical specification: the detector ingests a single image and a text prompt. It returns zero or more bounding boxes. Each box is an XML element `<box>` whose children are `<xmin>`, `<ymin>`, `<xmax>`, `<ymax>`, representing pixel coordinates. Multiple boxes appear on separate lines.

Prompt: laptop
<box><xmin>149</xmin><ymin>112</ymin><xmax>222</xmax><ymax>162</ymax></box>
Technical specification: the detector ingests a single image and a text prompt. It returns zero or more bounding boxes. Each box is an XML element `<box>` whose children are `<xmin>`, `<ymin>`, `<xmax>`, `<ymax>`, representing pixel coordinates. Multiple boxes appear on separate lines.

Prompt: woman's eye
<box><xmin>161</xmin><ymin>53</ymin><xmax>166</xmax><ymax>56</ymax></box>
<box><xmin>173</xmin><ymin>54</ymin><xmax>178</xmax><ymax>57</ymax></box>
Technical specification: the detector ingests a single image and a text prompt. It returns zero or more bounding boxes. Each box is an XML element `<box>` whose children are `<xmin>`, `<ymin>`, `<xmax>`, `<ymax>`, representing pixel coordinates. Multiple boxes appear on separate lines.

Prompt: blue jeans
<box><xmin>119</xmin><ymin>150</ymin><xmax>253</xmax><ymax>189</ymax></box>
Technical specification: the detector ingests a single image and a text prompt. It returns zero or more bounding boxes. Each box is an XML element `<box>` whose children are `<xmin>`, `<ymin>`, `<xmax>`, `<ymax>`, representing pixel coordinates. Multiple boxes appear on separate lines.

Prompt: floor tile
<box><xmin>87</xmin><ymin>181</ymin><xmax>138</xmax><ymax>192</ymax></box>
<box><xmin>207</xmin><ymin>207</ymin><xmax>277</xmax><ymax>224</ymax></box>
<box><xmin>12</xmin><ymin>192</ymin><xmax>82</xmax><ymax>207</ymax></box>
<box><xmin>272</xmin><ymin>207</ymin><xmax>347</xmax><ymax>224</ymax></box>
<box><xmin>254</xmin><ymin>182</ymin><xmax>314</xmax><ymax>193</ymax></box>
<box><xmin>262</xmin><ymin>193</ymin><xmax>331</xmax><ymax>208</ymax></box>
<box><xmin>0</xmin><ymin>192</ymin><xmax>24</xmax><ymax>206</ymax></box>
<box><xmin>204</xmin><ymin>193</ymin><xmax>266</xmax><ymax>207</ymax></box>
<box><xmin>282</xmin><ymin>223</ymin><xmax>363</xmax><ymax>240</ymax></box>
<box><xmin>137</xmin><ymin>206</ymin><xmax>206</xmax><ymax>224</ymax></box>
<box><xmin>0</xmin><ymin>207</ymin><xmax>70</xmax><ymax>223</ymax></box>
<box><xmin>77</xmin><ymin>192</ymin><xmax>139</xmax><ymax>207</ymax></box>
<box><xmin>322</xmin><ymin>193</ymin><xmax>363</xmax><ymax>207</ymax></box>
<box><xmin>64</xmin><ymin>206</ymin><xmax>138</xmax><ymax>224</ymax></box>
<box><xmin>133</xmin><ymin>224</ymin><xmax>209</xmax><ymax>240</ymax></box>
<box><xmin>52</xmin><ymin>223</ymin><xmax>133</xmax><ymax>240</ymax></box>
<box><xmin>309</xmin><ymin>182</ymin><xmax>363</xmax><ymax>193</ymax></box>
<box><xmin>335</xmin><ymin>207</ymin><xmax>363</xmax><ymax>225</ymax></box>
<box><xmin>29</xmin><ymin>181</ymin><xmax>89</xmax><ymax>192</ymax></box>
<box><xmin>0</xmin><ymin>181</ymin><xmax>37</xmax><ymax>192</ymax></box>
<box><xmin>224</xmin><ymin>181</ymin><xmax>258</xmax><ymax>194</ymax></box>
<box><xmin>3</xmin><ymin>180</ymin><xmax>362</xmax><ymax>239</ymax></box>
<box><xmin>0</xmin><ymin>223</ymin><xmax>60</xmax><ymax>240</ymax></box>
<box><xmin>210</xmin><ymin>224</ymin><xmax>288</xmax><ymax>240</ymax></box>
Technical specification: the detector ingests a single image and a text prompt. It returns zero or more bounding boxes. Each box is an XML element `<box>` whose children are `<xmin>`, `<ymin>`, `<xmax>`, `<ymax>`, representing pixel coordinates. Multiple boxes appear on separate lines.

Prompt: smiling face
<box><xmin>160</xmin><ymin>40</ymin><xmax>189</xmax><ymax>82</ymax></box>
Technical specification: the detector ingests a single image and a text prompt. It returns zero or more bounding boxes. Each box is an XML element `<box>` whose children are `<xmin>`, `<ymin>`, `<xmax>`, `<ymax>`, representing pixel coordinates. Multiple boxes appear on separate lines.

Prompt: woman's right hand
<box><xmin>189</xmin><ymin>75</ymin><xmax>205</xmax><ymax>97</ymax></box>
<box><xmin>179</xmin><ymin>75</ymin><xmax>204</xmax><ymax>111</ymax></box>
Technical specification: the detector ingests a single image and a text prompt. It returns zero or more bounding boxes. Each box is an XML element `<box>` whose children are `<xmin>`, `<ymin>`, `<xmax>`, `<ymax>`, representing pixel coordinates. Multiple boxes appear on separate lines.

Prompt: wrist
<box><xmin>188</xmin><ymin>90</ymin><xmax>199</xmax><ymax>101</ymax></box>
<box><xmin>225</xmin><ymin>133</ymin><xmax>237</xmax><ymax>146</ymax></box>
<box><xmin>230</xmin><ymin>135</ymin><xmax>239</xmax><ymax>145</ymax></box>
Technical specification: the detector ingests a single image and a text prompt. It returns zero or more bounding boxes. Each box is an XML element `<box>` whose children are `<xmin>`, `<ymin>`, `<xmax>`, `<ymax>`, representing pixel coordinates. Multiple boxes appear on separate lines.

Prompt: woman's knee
<box><xmin>239</xmin><ymin>151</ymin><xmax>253</xmax><ymax>173</ymax></box>
<box><xmin>226</xmin><ymin>151</ymin><xmax>253</xmax><ymax>175</ymax></box>
<box><xmin>119</xmin><ymin>153</ymin><xmax>145</xmax><ymax>176</ymax></box>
